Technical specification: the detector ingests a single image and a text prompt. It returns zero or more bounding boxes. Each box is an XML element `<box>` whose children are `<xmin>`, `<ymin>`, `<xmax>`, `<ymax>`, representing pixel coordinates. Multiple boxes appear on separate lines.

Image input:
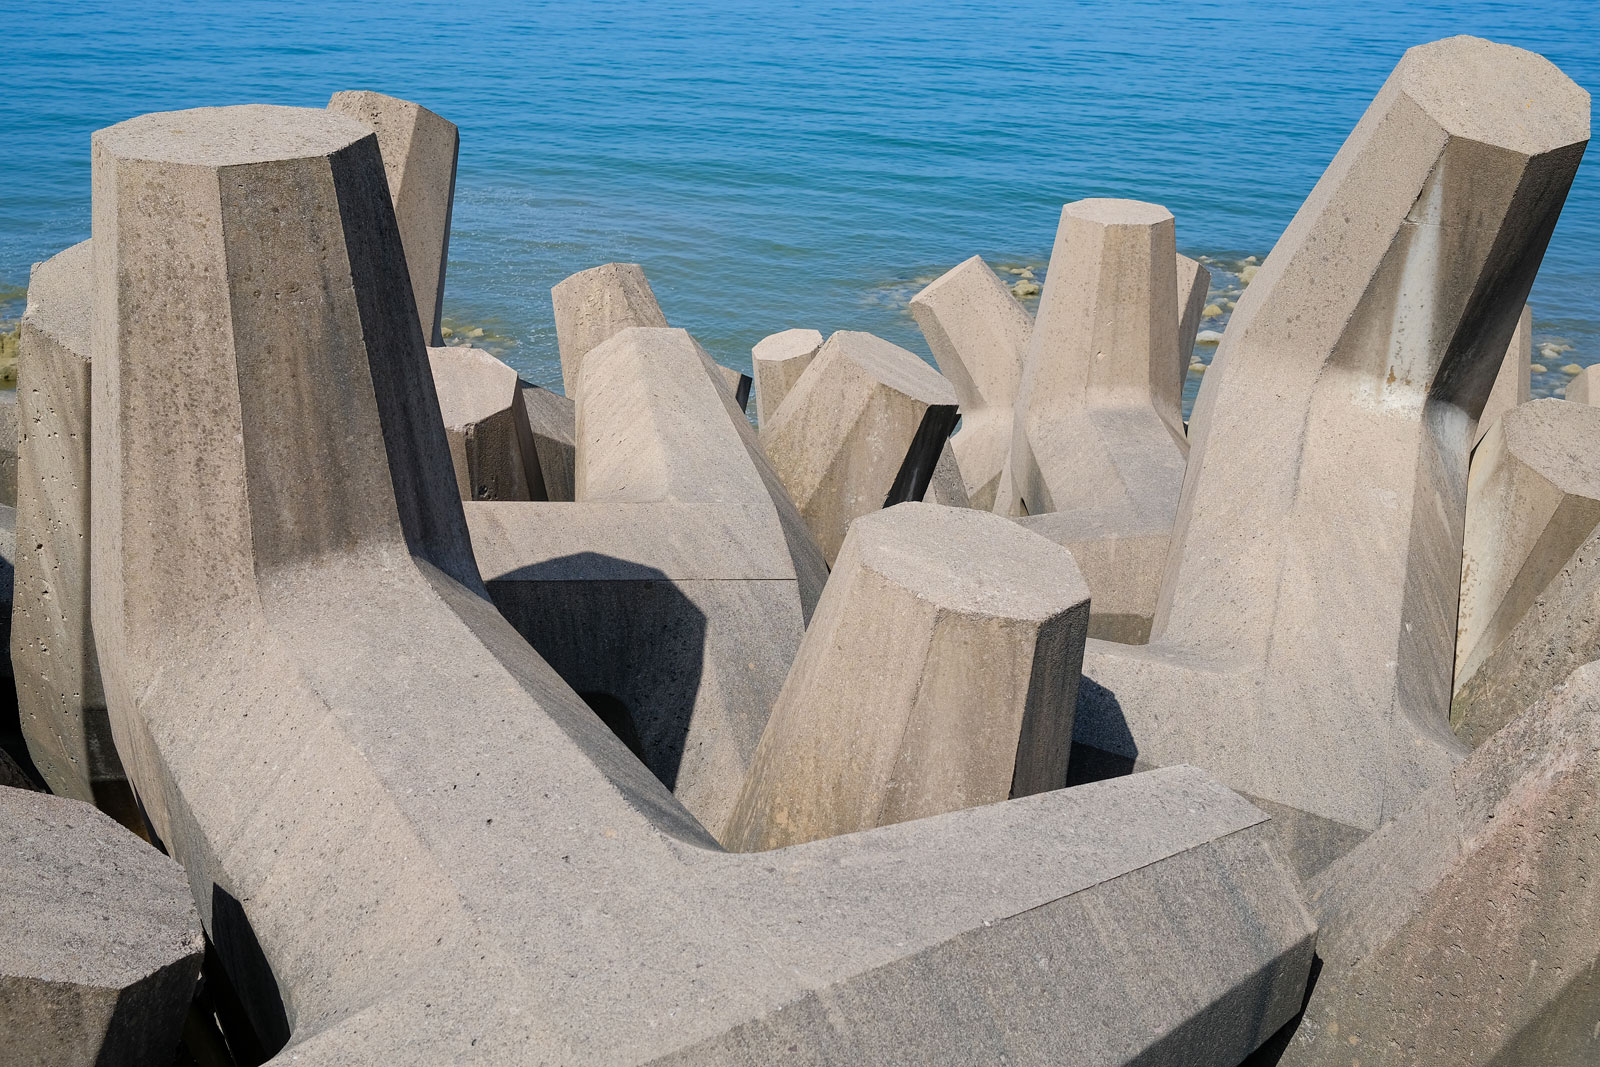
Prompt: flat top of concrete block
<box><xmin>1063</xmin><ymin>198</ymin><xmax>1173</xmax><ymax>226</ymax></box>
<box><xmin>428</xmin><ymin>345</ymin><xmax>518</xmax><ymax>429</ymax></box>
<box><xmin>909</xmin><ymin>254</ymin><xmax>992</xmax><ymax>302</ymax></box>
<box><xmin>328</xmin><ymin>89</ymin><xmax>452</xmax><ymax>130</ymax></box>
<box><xmin>1502</xmin><ymin>397</ymin><xmax>1600</xmax><ymax>497</ymax></box>
<box><xmin>856</xmin><ymin>502</ymin><xmax>1088</xmax><ymax>619</ymax></box>
<box><xmin>1400</xmin><ymin>37</ymin><xmax>1590</xmax><ymax>153</ymax></box>
<box><xmin>94</xmin><ymin>104</ymin><xmax>371</xmax><ymax>167</ymax></box>
<box><xmin>0</xmin><ymin>786</ymin><xmax>201</xmax><ymax>988</ymax></box>
<box><xmin>23</xmin><ymin>239</ymin><xmax>92</xmax><ymax>354</ymax></box>
<box><xmin>827</xmin><ymin>330</ymin><xmax>957</xmax><ymax>405</ymax></box>
<box><xmin>753</xmin><ymin>328</ymin><xmax>823</xmax><ymax>363</ymax></box>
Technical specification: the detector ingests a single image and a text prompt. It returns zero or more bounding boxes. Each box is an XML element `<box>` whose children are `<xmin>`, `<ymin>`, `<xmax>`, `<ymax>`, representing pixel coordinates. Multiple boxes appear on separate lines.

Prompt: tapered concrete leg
<box><xmin>428</xmin><ymin>345</ymin><xmax>534</xmax><ymax>500</ymax></box>
<box><xmin>327</xmin><ymin>91</ymin><xmax>458</xmax><ymax>347</ymax></box>
<box><xmin>1565</xmin><ymin>364</ymin><xmax>1600</xmax><ymax>404</ymax></box>
<box><xmin>1278</xmin><ymin>664</ymin><xmax>1600</xmax><ymax>1066</ymax></box>
<box><xmin>0</xmin><ymin>786</ymin><xmax>203</xmax><ymax>1067</ymax></box>
<box><xmin>1074</xmin><ymin>36</ymin><xmax>1589</xmax><ymax>879</ymax></box>
<box><xmin>12</xmin><ymin>239</ymin><xmax>134</xmax><ymax>823</ymax></box>
<box><xmin>1452</xmin><ymin>399</ymin><xmax>1600</xmax><ymax>745</ymax></box>
<box><xmin>516</xmin><ymin>381</ymin><xmax>575</xmax><ymax>501</ymax></box>
<box><xmin>88</xmin><ymin>103</ymin><xmax>1313</xmax><ymax>1067</ymax></box>
<box><xmin>910</xmin><ymin>256</ymin><xmax>1031</xmax><ymax>511</ymax></box>
<box><xmin>1176</xmin><ymin>252</ymin><xmax>1211</xmax><ymax>368</ymax></box>
<box><xmin>724</xmin><ymin>504</ymin><xmax>1089</xmax><ymax>851</ymax></box>
<box><xmin>551</xmin><ymin>262</ymin><xmax>668</xmax><ymax>393</ymax></box>
<box><xmin>752</xmin><ymin>328</ymin><xmax>822</xmax><ymax>429</ymax></box>
<box><xmin>761</xmin><ymin>331</ymin><xmax>958</xmax><ymax>563</ymax></box>
<box><xmin>992</xmin><ymin>199</ymin><xmax>1190</xmax><ymax>639</ymax></box>
<box><xmin>1471</xmin><ymin>303</ymin><xmax>1532</xmax><ymax>449</ymax></box>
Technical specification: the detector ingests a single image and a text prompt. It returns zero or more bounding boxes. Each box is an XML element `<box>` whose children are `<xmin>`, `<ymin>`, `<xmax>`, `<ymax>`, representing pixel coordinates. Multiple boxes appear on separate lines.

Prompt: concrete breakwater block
<box><xmin>0</xmin><ymin>785</ymin><xmax>203</xmax><ymax>1067</ymax></box>
<box><xmin>83</xmin><ymin>101</ymin><xmax>1314</xmax><ymax>1066</ymax></box>
<box><xmin>1176</xmin><ymin>252</ymin><xmax>1212</xmax><ymax>364</ymax></box>
<box><xmin>761</xmin><ymin>329</ymin><xmax>958</xmax><ymax>564</ymax></box>
<box><xmin>1073</xmin><ymin>36</ymin><xmax>1589</xmax><ymax>880</ymax></box>
<box><xmin>995</xmin><ymin>198</ymin><xmax>1191</xmax><ymax>643</ymax></box>
<box><xmin>12</xmin><ymin>238</ymin><xmax>137</xmax><ymax>824</ymax></box>
<box><xmin>470</xmin><ymin>325</ymin><xmax>822</xmax><ymax>838</ymax></box>
<box><xmin>328</xmin><ymin>90</ymin><xmax>458</xmax><ymax>347</ymax></box>
<box><xmin>752</xmin><ymin>327</ymin><xmax>822</xmax><ymax>430</ymax></box>
<box><xmin>723</xmin><ymin>502</ymin><xmax>1090</xmax><ymax>852</ymax></box>
<box><xmin>1453</xmin><ymin>398</ymin><xmax>1600</xmax><ymax>745</ymax></box>
<box><xmin>428</xmin><ymin>344</ymin><xmax>538</xmax><ymax>501</ymax></box>
<box><xmin>910</xmin><ymin>255</ymin><xmax>1031</xmax><ymax>512</ymax></box>
<box><xmin>552</xmin><ymin>261</ymin><xmax>670</xmax><ymax>393</ymax></box>
<box><xmin>1279</xmin><ymin>663</ymin><xmax>1600</xmax><ymax>1066</ymax></box>
<box><xmin>516</xmin><ymin>380</ymin><xmax>576</xmax><ymax>500</ymax></box>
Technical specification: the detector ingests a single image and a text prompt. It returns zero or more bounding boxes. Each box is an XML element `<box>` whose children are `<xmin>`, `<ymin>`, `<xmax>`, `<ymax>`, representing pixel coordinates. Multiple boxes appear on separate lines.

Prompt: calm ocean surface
<box><xmin>5</xmin><ymin>0</ymin><xmax>1597</xmax><ymax>408</ymax></box>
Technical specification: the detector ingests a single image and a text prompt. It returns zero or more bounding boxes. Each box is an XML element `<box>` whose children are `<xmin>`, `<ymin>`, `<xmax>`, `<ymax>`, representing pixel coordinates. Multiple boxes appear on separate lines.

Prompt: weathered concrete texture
<box><xmin>1565</xmin><ymin>363</ymin><xmax>1600</xmax><ymax>405</ymax></box>
<box><xmin>516</xmin><ymin>381</ymin><xmax>576</xmax><ymax>501</ymax></box>
<box><xmin>1453</xmin><ymin>399</ymin><xmax>1600</xmax><ymax>746</ymax></box>
<box><xmin>1471</xmin><ymin>303</ymin><xmax>1531</xmax><ymax>448</ymax></box>
<box><xmin>752</xmin><ymin>328</ymin><xmax>822</xmax><ymax>429</ymax></box>
<box><xmin>993</xmin><ymin>199</ymin><xmax>1190</xmax><ymax>640</ymax></box>
<box><xmin>428</xmin><ymin>345</ymin><xmax>535</xmax><ymax>500</ymax></box>
<box><xmin>1017</xmin><ymin>509</ymin><xmax>1167</xmax><ymax>644</ymax></box>
<box><xmin>1176</xmin><ymin>252</ymin><xmax>1212</xmax><ymax>366</ymax></box>
<box><xmin>0</xmin><ymin>786</ymin><xmax>203</xmax><ymax>1067</ymax></box>
<box><xmin>1279</xmin><ymin>664</ymin><xmax>1600</xmax><ymax>1067</ymax></box>
<box><xmin>474</xmin><ymin>327</ymin><xmax>825</xmax><ymax>836</ymax></box>
<box><xmin>468</xmin><ymin>500</ymin><xmax>807</xmax><ymax>840</ymax></box>
<box><xmin>326</xmin><ymin>91</ymin><xmax>457</xmax><ymax>347</ymax></box>
<box><xmin>0</xmin><ymin>389</ymin><xmax>17</xmax><ymax>506</ymax></box>
<box><xmin>910</xmin><ymin>256</ymin><xmax>1031</xmax><ymax>511</ymax></box>
<box><xmin>725</xmin><ymin>504</ymin><xmax>1090</xmax><ymax>851</ymax></box>
<box><xmin>89</xmin><ymin>104</ymin><xmax>1313</xmax><ymax>1066</ymax></box>
<box><xmin>762</xmin><ymin>330</ymin><xmax>959</xmax><ymax>563</ymax></box>
<box><xmin>12</xmin><ymin>239</ymin><xmax>131</xmax><ymax>819</ymax></box>
<box><xmin>1074</xmin><ymin>37</ymin><xmax>1589</xmax><ymax>879</ymax></box>
<box><xmin>922</xmin><ymin>440</ymin><xmax>971</xmax><ymax>507</ymax></box>
<box><xmin>552</xmin><ymin>261</ymin><xmax>668</xmax><ymax>393</ymax></box>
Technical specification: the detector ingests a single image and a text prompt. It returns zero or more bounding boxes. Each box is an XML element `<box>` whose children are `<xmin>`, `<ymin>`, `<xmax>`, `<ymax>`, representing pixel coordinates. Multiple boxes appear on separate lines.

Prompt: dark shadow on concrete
<box><xmin>1238</xmin><ymin>955</ymin><xmax>1322</xmax><ymax>1066</ymax></box>
<box><xmin>1066</xmin><ymin>676</ymin><xmax>1138</xmax><ymax>787</ymax></box>
<box><xmin>209</xmin><ymin>885</ymin><xmax>290</xmax><ymax>1063</ymax></box>
<box><xmin>486</xmin><ymin>552</ymin><xmax>706</xmax><ymax>793</ymax></box>
<box><xmin>884</xmin><ymin>404</ymin><xmax>959</xmax><ymax>507</ymax></box>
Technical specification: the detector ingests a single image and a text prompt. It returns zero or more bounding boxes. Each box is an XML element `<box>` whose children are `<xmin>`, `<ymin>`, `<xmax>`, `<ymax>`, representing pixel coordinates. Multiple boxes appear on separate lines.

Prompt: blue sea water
<box><xmin>4</xmin><ymin>0</ymin><xmax>1598</xmax><ymax>406</ymax></box>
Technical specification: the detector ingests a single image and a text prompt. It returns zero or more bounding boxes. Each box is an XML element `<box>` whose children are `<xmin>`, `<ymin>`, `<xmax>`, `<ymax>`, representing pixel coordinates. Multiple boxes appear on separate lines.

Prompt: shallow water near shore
<box><xmin>4</xmin><ymin>0</ymin><xmax>1598</xmax><ymax>415</ymax></box>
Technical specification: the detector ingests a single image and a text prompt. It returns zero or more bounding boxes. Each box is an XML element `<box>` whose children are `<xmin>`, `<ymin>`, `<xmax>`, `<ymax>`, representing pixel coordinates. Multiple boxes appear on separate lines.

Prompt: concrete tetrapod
<box><xmin>1565</xmin><ymin>363</ymin><xmax>1600</xmax><ymax>405</ymax></box>
<box><xmin>1275</xmin><ymin>663</ymin><xmax>1600</xmax><ymax>1066</ymax></box>
<box><xmin>469</xmin><ymin>325</ymin><xmax>827</xmax><ymax>837</ymax></box>
<box><xmin>751</xmin><ymin>327</ymin><xmax>822</xmax><ymax>429</ymax></box>
<box><xmin>326</xmin><ymin>91</ymin><xmax>457</xmax><ymax>347</ymax></box>
<box><xmin>515</xmin><ymin>380</ymin><xmax>576</xmax><ymax>501</ymax></box>
<box><xmin>1072</xmin><ymin>36</ymin><xmax>1590</xmax><ymax>879</ymax></box>
<box><xmin>1471</xmin><ymin>303</ymin><xmax>1531</xmax><ymax>449</ymax></box>
<box><xmin>724</xmin><ymin>503</ymin><xmax>1090</xmax><ymax>851</ymax></box>
<box><xmin>428</xmin><ymin>345</ymin><xmax>537</xmax><ymax>500</ymax></box>
<box><xmin>0</xmin><ymin>785</ymin><xmax>203</xmax><ymax>1067</ymax></box>
<box><xmin>995</xmin><ymin>199</ymin><xmax>1190</xmax><ymax>642</ymax></box>
<box><xmin>551</xmin><ymin>261</ymin><xmax>669</xmax><ymax>393</ymax></box>
<box><xmin>89</xmin><ymin>103</ymin><xmax>1315</xmax><ymax>1067</ymax></box>
<box><xmin>11</xmin><ymin>239</ymin><xmax>134</xmax><ymax>823</ymax></box>
<box><xmin>1176</xmin><ymin>252</ymin><xmax>1212</xmax><ymax>366</ymax></box>
<box><xmin>762</xmin><ymin>330</ymin><xmax>959</xmax><ymax>563</ymax></box>
<box><xmin>910</xmin><ymin>256</ymin><xmax>1032</xmax><ymax>511</ymax></box>
<box><xmin>1453</xmin><ymin>399</ymin><xmax>1600</xmax><ymax>745</ymax></box>
<box><xmin>0</xmin><ymin>389</ymin><xmax>16</xmax><ymax>506</ymax></box>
